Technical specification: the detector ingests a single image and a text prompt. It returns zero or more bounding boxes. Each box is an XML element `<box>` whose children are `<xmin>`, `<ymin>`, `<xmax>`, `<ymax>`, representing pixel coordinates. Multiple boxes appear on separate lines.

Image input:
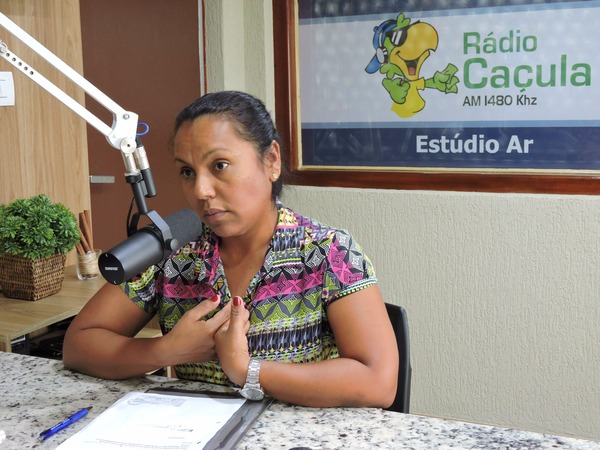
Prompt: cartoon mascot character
<box><xmin>366</xmin><ymin>13</ymin><xmax>459</xmax><ymax>118</ymax></box>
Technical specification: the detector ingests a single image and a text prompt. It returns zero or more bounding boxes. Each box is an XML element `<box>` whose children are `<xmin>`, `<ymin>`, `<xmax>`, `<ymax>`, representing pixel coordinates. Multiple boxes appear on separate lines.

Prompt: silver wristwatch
<box><xmin>239</xmin><ymin>359</ymin><xmax>264</xmax><ymax>401</ymax></box>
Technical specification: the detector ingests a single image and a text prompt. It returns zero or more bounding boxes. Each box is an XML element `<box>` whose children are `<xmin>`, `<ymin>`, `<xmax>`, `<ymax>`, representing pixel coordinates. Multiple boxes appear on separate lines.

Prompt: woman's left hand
<box><xmin>214</xmin><ymin>296</ymin><xmax>251</xmax><ymax>386</ymax></box>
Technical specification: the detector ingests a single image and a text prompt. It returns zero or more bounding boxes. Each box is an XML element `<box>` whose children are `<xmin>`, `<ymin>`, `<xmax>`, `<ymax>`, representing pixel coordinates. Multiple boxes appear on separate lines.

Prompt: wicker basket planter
<box><xmin>0</xmin><ymin>253</ymin><xmax>67</xmax><ymax>301</ymax></box>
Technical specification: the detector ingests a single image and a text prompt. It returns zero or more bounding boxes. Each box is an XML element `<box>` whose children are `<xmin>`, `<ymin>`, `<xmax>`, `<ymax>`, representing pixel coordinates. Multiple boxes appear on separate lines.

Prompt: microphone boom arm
<box><xmin>0</xmin><ymin>12</ymin><xmax>155</xmax><ymax>213</ymax></box>
<box><xmin>0</xmin><ymin>12</ymin><xmax>199</xmax><ymax>284</ymax></box>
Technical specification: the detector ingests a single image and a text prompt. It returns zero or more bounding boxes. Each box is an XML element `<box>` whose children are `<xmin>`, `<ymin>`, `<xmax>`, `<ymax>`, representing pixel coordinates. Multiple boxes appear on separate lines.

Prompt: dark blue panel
<box><xmin>300</xmin><ymin>127</ymin><xmax>600</xmax><ymax>170</ymax></box>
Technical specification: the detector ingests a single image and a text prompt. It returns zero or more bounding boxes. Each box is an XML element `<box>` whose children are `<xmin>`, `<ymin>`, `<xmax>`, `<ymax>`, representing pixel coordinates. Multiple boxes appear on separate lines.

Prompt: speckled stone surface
<box><xmin>1</xmin><ymin>353</ymin><xmax>599</xmax><ymax>449</ymax></box>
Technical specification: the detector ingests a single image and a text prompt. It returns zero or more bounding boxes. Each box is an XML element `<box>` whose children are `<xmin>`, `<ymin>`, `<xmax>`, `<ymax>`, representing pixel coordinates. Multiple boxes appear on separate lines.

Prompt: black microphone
<box><xmin>99</xmin><ymin>209</ymin><xmax>202</xmax><ymax>285</ymax></box>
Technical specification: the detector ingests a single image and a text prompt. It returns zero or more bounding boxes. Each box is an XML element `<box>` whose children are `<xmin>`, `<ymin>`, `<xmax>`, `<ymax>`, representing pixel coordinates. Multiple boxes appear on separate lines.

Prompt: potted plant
<box><xmin>0</xmin><ymin>194</ymin><xmax>80</xmax><ymax>301</ymax></box>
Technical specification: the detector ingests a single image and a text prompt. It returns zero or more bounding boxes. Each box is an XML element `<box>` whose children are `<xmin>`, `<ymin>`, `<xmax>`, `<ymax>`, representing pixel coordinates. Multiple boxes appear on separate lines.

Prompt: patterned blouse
<box><xmin>121</xmin><ymin>203</ymin><xmax>377</xmax><ymax>386</ymax></box>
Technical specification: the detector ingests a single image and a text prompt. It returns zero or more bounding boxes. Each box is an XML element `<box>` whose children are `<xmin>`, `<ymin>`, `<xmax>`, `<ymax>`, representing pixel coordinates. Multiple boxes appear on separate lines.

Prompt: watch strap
<box><xmin>245</xmin><ymin>358</ymin><xmax>261</xmax><ymax>387</ymax></box>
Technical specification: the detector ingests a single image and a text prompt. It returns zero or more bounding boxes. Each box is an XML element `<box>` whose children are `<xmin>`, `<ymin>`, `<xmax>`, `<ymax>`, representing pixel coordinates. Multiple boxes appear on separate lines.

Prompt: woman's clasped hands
<box><xmin>163</xmin><ymin>294</ymin><xmax>251</xmax><ymax>385</ymax></box>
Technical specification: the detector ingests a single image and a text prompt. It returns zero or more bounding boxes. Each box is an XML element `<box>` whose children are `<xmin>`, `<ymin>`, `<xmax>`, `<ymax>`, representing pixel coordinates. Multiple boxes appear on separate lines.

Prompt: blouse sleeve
<box><xmin>323</xmin><ymin>229</ymin><xmax>377</xmax><ymax>306</ymax></box>
<box><xmin>120</xmin><ymin>265</ymin><xmax>160</xmax><ymax>315</ymax></box>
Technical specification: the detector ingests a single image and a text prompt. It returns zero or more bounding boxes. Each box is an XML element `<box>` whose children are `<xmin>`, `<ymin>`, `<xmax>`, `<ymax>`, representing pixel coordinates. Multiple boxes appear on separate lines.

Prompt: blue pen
<box><xmin>38</xmin><ymin>406</ymin><xmax>92</xmax><ymax>441</ymax></box>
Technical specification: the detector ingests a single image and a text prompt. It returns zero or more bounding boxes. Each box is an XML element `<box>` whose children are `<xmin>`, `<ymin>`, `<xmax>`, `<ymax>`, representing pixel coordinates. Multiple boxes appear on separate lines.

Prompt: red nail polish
<box><xmin>210</xmin><ymin>294</ymin><xmax>220</xmax><ymax>303</ymax></box>
<box><xmin>233</xmin><ymin>296</ymin><xmax>242</xmax><ymax>306</ymax></box>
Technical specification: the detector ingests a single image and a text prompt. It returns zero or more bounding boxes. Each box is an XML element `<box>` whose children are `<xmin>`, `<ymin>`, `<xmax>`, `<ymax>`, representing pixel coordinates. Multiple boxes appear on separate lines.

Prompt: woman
<box><xmin>63</xmin><ymin>91</ymin><xmax>398</xmax><ymax>408</ymax></box>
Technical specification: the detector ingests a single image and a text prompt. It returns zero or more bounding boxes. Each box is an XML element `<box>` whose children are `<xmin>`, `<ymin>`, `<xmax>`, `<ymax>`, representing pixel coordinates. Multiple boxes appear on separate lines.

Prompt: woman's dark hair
<box><xmin>173</xmin><ymin>90</ymin><xmax>286</xmax><ymax>200</ymax></box>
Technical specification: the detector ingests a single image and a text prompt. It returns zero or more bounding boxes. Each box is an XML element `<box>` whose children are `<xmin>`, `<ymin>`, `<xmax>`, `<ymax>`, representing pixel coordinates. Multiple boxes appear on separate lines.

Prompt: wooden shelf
<box><xmin>0</xmin><ymin>265</ymin><xmax>161</xmax><ymax>351</ymax></box>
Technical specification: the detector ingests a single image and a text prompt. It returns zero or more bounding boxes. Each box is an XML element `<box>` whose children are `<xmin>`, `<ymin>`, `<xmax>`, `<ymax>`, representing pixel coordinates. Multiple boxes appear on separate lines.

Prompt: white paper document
<box><xmin>57</xmin><ymin>391</ymin><xmax>246</xmax><ymax>449</ymax></box>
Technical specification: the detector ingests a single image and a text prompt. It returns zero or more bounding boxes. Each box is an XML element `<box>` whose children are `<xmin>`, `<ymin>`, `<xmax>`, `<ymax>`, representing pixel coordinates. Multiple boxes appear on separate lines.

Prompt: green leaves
<box><xmin>0</xmin><ymin>194</ymin><xmax>80</xmax><ymax>259</ymax></box>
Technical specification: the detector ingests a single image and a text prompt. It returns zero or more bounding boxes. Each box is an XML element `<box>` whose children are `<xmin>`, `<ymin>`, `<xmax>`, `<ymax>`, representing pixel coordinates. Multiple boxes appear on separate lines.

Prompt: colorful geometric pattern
<box><xmin>122</xmin><ymin>202</ymin><xmax>377</xmax><ymax>386</ymax></box>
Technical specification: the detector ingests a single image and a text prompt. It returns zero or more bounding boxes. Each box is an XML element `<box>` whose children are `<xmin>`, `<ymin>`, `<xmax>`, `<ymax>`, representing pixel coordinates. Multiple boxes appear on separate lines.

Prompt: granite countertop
<box><xmin>1</xmin><ymin>352</ymin><xmax>598</xmax><ymax>450</ymax></box>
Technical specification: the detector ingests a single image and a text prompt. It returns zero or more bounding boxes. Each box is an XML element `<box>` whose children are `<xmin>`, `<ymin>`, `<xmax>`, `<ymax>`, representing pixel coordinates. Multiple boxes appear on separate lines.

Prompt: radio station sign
<box><xmin>297</xmin><ymin>1</ymin><xmax>600</xmax><ymax>172</ymax></box>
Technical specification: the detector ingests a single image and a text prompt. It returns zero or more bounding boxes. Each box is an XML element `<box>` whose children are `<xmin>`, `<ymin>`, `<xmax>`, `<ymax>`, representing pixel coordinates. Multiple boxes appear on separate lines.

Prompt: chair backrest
<box><xmin>385</xmin><ymin>303</ymin><xmax>412</xmax><ymax>413</ymax></box>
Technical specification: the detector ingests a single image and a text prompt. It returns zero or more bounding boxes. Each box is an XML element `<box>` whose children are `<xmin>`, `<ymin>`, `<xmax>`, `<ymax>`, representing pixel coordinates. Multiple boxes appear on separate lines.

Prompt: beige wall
<box><xmin>203</xmin><ymin>0</ymin><xmax>274</xmax><ymax>110</ymax></box>
<box><xmin>284</xmin><ymin>187</ymin><xmax>600</xmax><ymax>441</ymax></box>
<box><xmin>206</xmin><ymin>0</ymin><xmax>600</xmax><ymax>441</ymax></box>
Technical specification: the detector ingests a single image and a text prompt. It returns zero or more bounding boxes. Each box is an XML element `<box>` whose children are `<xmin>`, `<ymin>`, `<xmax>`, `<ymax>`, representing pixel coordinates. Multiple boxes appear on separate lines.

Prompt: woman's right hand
<box><xmin>161</xmin><ymin>294</ymin><xmax>232</xmax><ymax>364</ymax></box>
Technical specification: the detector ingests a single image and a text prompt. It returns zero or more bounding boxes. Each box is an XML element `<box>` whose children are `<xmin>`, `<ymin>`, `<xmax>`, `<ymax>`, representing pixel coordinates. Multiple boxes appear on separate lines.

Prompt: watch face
<box><xmin>240</xmin><ymin>387</ymin><xmax>264</xmax><ymax>401</ymax></box>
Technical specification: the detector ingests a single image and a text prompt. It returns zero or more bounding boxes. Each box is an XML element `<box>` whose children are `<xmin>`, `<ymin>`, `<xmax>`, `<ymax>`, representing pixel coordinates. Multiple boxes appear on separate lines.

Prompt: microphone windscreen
<box><xmin>164</xmin><ymin>208</ymin><xmax>203</xmax><ymax>248</ymax></box>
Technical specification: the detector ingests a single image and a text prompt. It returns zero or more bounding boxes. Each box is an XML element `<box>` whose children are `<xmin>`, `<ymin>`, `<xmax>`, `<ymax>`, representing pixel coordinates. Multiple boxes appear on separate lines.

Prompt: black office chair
<box><xmin>385</xmin><ymin>303</ymin><xmax>412</xmax><ymax>413</ymax></box>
